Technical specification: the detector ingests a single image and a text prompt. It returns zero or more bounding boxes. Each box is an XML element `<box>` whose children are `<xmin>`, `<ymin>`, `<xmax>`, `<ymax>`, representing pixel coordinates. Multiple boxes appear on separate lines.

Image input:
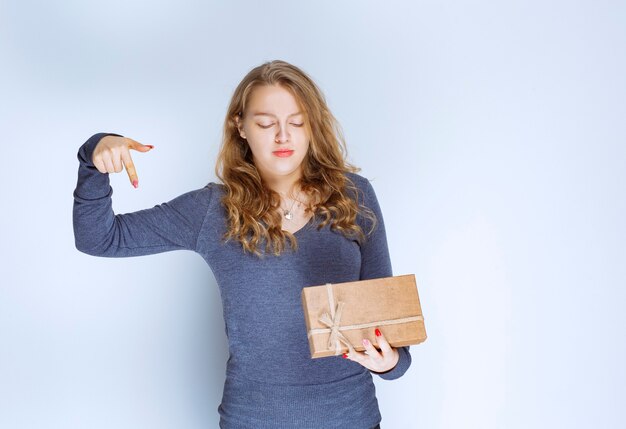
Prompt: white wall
<box><xmin>1</xmin><ymin>1</ymin><xmax>624</xmax><ymax>428</ymax></box>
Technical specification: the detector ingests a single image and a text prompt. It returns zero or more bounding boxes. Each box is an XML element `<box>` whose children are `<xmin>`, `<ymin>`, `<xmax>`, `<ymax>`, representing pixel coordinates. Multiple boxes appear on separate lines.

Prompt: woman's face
<box><xmin>235</xmin><ymin>84</ymin><xmax>310</xmax><ymax>185</ymax></box>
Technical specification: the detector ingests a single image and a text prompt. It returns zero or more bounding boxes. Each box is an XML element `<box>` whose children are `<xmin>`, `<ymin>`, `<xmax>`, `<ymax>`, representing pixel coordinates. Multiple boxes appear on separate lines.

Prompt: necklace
<box><xmin>282</xmin><ymin>189</ymin><xmax>302</xmax><ymax>220</ymax></box>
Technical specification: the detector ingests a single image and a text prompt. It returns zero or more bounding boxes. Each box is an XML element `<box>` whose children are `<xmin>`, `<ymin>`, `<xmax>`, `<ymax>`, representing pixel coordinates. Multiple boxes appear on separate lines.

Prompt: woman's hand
<box><xmin>92</xmin><ymin>135</ymin><xmax>153</xmax><ymax>188</ymax></box>
<box><xmin>343</xmin><ymin>328</ymin><xmax>399</xmax><ymax>373</ymax></box>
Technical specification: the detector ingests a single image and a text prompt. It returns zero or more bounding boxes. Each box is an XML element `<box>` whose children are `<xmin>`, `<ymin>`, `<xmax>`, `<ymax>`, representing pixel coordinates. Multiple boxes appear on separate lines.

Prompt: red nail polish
<box><xmin>132</xmin><ymin>179</ymin><xmax>138</xmax><ymax>188</ymax></box>
<box><xmin>147</xmin><ymin>145</ymin><xmax>154</xmax><ymax>149</ymax></box>
<box><xmin>342</xmin><ymin>353</ymin><xmax>348</xmax><ymax>359</ymax></box>
<box><xmin>375</xmin><ymin>328</ymin><xmax>381</xmax><ymax>337</ymax></box>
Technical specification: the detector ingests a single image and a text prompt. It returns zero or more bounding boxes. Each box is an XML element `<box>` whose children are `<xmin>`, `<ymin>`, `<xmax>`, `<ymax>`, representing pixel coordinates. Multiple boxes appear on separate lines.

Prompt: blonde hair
<box><xmin>215</xmin><ymin>59</ymin><xmax>377</xmax><ymax>257</ymax></box>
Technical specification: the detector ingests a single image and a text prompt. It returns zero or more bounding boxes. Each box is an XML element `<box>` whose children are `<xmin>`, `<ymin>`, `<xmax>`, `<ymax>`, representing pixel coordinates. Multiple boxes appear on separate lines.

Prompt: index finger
<box><xmin>121</xmin><ymin>149</ymin><xmax>138</xmax><ymax>188</ymax></box>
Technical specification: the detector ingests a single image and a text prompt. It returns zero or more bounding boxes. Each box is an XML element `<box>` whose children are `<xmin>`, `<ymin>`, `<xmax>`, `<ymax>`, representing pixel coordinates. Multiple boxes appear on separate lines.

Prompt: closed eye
<box><xmin>257</xmin><ymin>123</ymin><xmax>303</xmax><ymax>129</ymax></box>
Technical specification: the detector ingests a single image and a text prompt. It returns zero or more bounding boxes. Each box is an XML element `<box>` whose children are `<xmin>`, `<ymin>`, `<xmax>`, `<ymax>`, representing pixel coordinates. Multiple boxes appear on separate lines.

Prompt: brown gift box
<box><xmin>301</xmin><ymin>274</ymin><xmax>427</xmax><ymax>358</ymax></box>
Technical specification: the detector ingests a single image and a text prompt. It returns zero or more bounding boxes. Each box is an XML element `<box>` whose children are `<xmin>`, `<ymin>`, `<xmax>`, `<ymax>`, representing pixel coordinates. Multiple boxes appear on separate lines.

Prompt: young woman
<box><xmin>73</xmin><ymin>60</ymin><xmax>412</xmax><ymax>428</ymax></box>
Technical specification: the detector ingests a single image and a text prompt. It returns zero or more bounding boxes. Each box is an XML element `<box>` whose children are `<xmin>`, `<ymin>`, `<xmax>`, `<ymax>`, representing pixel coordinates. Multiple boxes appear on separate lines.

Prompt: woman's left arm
<box><xmin>345</xmin><ymin>174</ymin><xmax>412</xmax><ymax>380</ymax></box>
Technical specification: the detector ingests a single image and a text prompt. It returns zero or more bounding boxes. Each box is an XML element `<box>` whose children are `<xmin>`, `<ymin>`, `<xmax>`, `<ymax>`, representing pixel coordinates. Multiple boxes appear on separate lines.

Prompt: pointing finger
<box><xmin>121</xmin><ymin>149</ymin><xmax>138</xmax><ymax>188</ymax></box>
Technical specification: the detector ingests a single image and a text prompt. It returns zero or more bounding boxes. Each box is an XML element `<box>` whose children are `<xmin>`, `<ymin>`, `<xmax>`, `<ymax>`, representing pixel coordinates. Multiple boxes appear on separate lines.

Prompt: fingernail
<box><xmin>132</xmin><ymin>179</ymin><xmax>138</xmax><ymax>188</ymax></box>
<box><xmin>375</xmin><ymin>328</ymin><xmax>381</xmax><ymax>337</ymax></box>
<box><xmin>342</xmin><ymin>353</ymin><xmax>348</xmax><ymax>359</ymax></box>
<box><xmin>362</xmin><ymin>338</ymin><xmax>370</xmax><ymax>347</ymax></box>
<box><xmin>147</xmin><ymin>145</ymin><xmax>154</xmax><ymax>149</ymax></box>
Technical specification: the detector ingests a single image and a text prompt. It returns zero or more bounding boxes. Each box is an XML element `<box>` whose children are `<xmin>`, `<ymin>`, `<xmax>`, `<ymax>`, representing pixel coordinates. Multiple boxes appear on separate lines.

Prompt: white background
<box><xmin>1</xmin><ymin>1</ymin><xmax>624</xmax><ymax>428</ymax></box>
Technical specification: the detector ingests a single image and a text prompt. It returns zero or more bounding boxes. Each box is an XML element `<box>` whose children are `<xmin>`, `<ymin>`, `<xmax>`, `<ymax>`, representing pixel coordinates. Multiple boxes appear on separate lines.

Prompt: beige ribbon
<box><xmin>307</xmin><ymin>283</ymin><xmax>424</xmax><ymax>355</ymax></box>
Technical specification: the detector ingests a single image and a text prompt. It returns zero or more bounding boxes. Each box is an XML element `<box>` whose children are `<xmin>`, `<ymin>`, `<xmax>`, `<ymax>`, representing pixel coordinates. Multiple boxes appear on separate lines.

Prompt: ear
<box><xmin>235</xmin><ymin>115</ymin><xmax>246</xmax><ymax>139</ymax></box>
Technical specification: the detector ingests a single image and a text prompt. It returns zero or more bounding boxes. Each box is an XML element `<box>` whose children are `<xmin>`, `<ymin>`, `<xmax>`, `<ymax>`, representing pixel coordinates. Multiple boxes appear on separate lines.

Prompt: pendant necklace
<box><xmin>282</xmin><ymin>189</ymin><xmax>302</xmax><ymax>220</ymax></box>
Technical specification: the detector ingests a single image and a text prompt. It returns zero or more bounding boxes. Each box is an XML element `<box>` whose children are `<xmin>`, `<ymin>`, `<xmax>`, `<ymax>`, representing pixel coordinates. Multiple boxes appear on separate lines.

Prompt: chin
<box><xmin>276</xmin><ymin>168</ymin><xmax>301</xmax><ymax>177</ymax></box>
<box><xmin>269</xmin><ymin>161</ymin><xmax>301</xmax><ymax>173</ymax></box>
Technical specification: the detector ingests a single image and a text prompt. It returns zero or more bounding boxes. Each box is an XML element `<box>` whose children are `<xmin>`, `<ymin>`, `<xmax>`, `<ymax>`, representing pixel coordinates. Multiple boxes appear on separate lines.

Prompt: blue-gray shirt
<box><xmin>73</xmin><ymin>133</ymin><xmax>412</xmax><ymax>428</ymax></box>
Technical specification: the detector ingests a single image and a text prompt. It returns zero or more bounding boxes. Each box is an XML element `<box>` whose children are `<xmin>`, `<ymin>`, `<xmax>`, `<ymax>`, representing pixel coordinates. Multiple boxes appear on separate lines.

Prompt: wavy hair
<box><xmin>215</xmin><ymin>59</ymin><xmax>377</xmax><ymax>257</ymax></box>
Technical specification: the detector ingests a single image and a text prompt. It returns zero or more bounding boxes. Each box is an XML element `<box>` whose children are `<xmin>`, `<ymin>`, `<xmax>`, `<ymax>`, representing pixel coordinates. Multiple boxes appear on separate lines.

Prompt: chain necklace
<box><xmin>282</xmin><ymin>189</ymin><xmax>302</xmax><ymax>220</ymax></box>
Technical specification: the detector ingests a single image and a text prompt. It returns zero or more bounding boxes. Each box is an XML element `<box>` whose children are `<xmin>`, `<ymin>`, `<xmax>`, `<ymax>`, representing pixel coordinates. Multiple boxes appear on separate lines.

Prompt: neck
<box><xmin>262</xmin><ymin>172</ymin><xmax>302</xmax><ymax>198</ymax></box>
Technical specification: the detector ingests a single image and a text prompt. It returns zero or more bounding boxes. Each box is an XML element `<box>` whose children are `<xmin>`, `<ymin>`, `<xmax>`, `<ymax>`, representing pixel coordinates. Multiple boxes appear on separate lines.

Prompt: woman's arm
<box><xmin>354</xmin><ymin>174</ymin><xmax>412</xmax><ymax>381</ymax></box>
<box><xmin>73</xmin><ymin>132</ymin><xmax>214</xmax><ymax>257</ymax></box>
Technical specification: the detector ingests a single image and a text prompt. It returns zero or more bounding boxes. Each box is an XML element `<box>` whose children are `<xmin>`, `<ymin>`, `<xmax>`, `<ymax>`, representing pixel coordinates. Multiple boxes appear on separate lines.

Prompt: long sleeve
<box><xmin>355</xmin><ymin>176</ymin><xmax>412</xmax><ymax>381</ymax></box>
<box><xmin>72</xmin><ymin>132</ymin><xmax>214</xmax><ymax>257</ymax></box>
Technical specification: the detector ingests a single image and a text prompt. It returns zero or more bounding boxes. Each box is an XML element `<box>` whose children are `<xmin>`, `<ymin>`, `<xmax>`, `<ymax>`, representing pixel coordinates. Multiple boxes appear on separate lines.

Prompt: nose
<box><xmin>274</xmin><ymin>124</ymin><xmax>289</xmax><ymax>143</ymax></box>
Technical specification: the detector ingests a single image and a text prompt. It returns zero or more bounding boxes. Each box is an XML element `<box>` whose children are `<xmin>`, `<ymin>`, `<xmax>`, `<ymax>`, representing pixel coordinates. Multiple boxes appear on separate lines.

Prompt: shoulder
<box><xmin>189</xmin><ymin>181</ymin><xmax>226</xmax><ymax>196</ymax></box>
<box><xmin>200</xmin><ymin>181</ymin><xmax>226</xmax><ymax>206</ymax></box>
<box><xmin>343</xmin><ymin>172</ymin><xmax>386</xmax><ymax>231</ymax></box>
<box><xmin>169</xmin><ymin>181</ymin><xmax>226</xmax><ymax>212</ymax></box>
<box><xmin>174</xmin><ymin>181</ymin><xmax>223</xmax><ymax>200</ymax></box>
<box><xmin>344</xmin><ymin>171</ymin><xmax>378</xmax><ymax>202</ymax></box>
<box><xmin>204</xmin><ymin>181</ymin><xmax>226</xmax><ymax>194</ymax></box>
<box><xmin>344</xmin><ymin>171</ymin><xmax>369</xmax><ymax>188</ymax></box>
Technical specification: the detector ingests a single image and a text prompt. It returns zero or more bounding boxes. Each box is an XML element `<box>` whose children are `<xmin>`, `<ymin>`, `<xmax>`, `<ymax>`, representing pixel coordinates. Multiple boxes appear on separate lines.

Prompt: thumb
<box><xmin>126</xmin><ymin>137</ymin><xmax>154</xmax><ymax>152</ymax></box>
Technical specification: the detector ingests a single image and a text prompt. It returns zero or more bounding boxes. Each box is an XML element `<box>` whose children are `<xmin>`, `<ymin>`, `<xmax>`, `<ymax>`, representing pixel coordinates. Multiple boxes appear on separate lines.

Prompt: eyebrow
<box><xmin>252</xmin><ymin>111</ymin><xmax>303</xmax><ymax>118</ymax></box>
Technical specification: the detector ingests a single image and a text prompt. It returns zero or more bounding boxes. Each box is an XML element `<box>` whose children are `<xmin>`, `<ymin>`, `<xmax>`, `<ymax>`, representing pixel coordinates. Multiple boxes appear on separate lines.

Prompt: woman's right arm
<box><xmin>73</xmin><ymin>132</ymin><xmax>214</xmax><ymax>257</ymax></box>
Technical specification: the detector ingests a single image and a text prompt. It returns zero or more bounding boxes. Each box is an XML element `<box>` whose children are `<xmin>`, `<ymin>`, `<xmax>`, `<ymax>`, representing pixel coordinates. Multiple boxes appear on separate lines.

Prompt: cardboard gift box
<box><xmin>301</xmin><ymin>274</ymin><xmax>427</xmax><ymax>358</ymax></box>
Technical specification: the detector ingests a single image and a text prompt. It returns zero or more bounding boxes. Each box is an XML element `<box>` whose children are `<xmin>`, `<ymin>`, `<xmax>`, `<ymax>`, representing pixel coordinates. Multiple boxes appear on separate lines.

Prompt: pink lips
<box><xmin>273</xmin><ymin>150</ymin><xmax>294</xmax><ymax>157</ymax></box>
